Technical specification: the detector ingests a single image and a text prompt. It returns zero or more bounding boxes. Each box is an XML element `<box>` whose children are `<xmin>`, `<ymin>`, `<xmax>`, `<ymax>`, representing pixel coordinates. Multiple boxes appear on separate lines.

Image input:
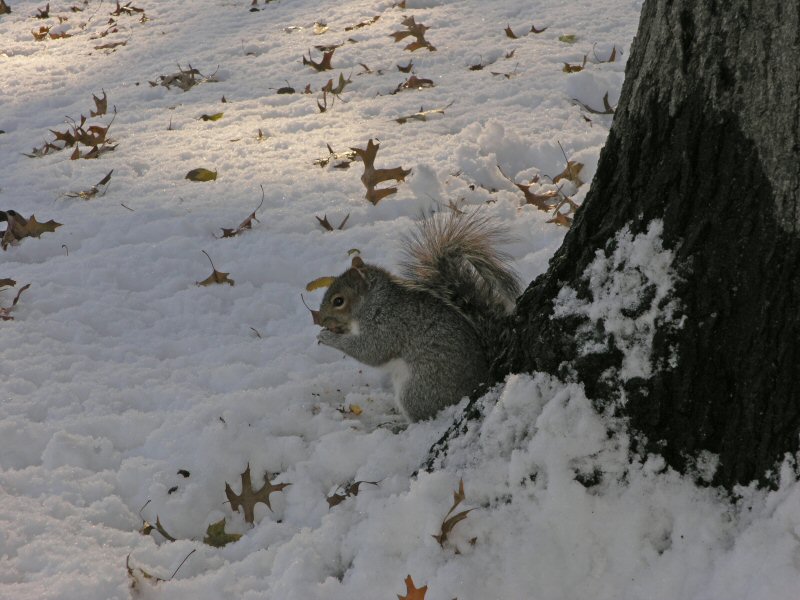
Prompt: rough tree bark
<box><xmin>496</xmin><ymin>0</ymin><xmax>800</xmax><ymax>489</ymax></box>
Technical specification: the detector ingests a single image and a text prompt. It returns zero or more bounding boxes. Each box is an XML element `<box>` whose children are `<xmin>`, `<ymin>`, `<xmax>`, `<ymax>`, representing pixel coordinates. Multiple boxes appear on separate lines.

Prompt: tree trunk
<box><xmin>496</xmin><ymin>0</ymin><xmax>800</xmax><ymax>490</ymax></box>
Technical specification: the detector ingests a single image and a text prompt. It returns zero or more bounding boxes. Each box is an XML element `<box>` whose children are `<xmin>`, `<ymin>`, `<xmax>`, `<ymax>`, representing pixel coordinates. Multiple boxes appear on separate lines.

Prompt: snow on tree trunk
<box><xmin>496</xmin><ymin>0</ymin><xmax>800</xmax><ymax>489</ymax></box>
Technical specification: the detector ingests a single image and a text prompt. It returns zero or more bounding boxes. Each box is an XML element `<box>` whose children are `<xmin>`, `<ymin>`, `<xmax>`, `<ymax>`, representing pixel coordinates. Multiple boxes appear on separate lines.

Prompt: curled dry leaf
<box><xmin>90</xmin><ymin>90</ymin><xmax>108</xmax><ymax>116</ymax></box>
<box><xmin>225</xmin><ymin>463</ymin><xmax>290</xmax><ymax>523</ymax></box>
<box><xmin>218</xmin><ymin>187</ymin><xmax>264</xmax><ymax>238</ymax></box>
<box><xmin>345</xmin><ymin>15</ymin><xmax>379</xmax><ymax>31</ymax></box>
<box><xmin>391</xmin><ymin>74</ymin><xmax>434</xmax><ymax>94</ymax></box>
<box><xmin>432</xmin><ymin>479</ymin><xmax>473</xmax><ymax>548</ymax></box>
<box><xmin>0</xmin><ymin>283</ymin><xmax>31</xmax><ymax>321</ymax></box>
<box><xmin>302</xmin><ymin>48</ymin><xmax>334</xmax><ymax>71</ymax></box>
<box><xmin>395</xmin><ymin>101</ymin><xmax>453</xmax><ymax>124</ymax></box>
<box><xmin>65</xmin><ymin>169</ymin><xmax>113</xmax><ymax>200</ymax></box>
<box><xmin>326</xmin><ymin>479</ymin><xmax>378</xmax><ymax>508</ymax></box>
<box><xmin>305</xmin><ymin>276</ymin><xmax>336</xmax><ymax>292</ymax></box>
<box><xmin>553</xmin><ymin>161</ymin><xmax>584</xmax><ymax>186</ymax></box>
<box><xmin>313</xmin><ymin>143</ymin><xmax>357</xmax><ymax>169</ymax></box>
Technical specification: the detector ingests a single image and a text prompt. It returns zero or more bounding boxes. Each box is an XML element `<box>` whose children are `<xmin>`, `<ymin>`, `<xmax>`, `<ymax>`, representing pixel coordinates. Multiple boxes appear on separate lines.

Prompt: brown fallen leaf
<box><xmin>326</xmin><ymin>479</ymin><xmax>378</xmax><ymax>508</ymax></box>
<box><xmin>1</xmin><ymin>210</ymin><xmax>62</xmax><ymax>250</ymax></box>
<box><xmin>497</xmin><ymin>165</ymin><xmax>558</xmax><ymax>211</ymax></box>
<box><xmin>0</xmin><ymin>0</ymin><xmax>11</xmax><ymax>15</ymax></box>
<box><xmin>547</xmin><ymin>211</ymin><xmax>573</xmax><ymax>227</ymax></box>
<box><xmin>302</xmin><ymin>48</ymin><xmax>334</xmax><ymax>71</ymax></box>
<box><xmin>397</xmin><ymin>60</ymin><xmax>414</xmax><ymax>73</ymax></box>
<box><xmin>313</xmin><ymin>143</ymin><xmax>357</xmax><ymax>169</ymax></box>
<box><xmin>391</xmin><ymin>16</ymin><xmax>435</xmax><ymax>52</ymax></box>
<box><xmin>64</xmin><ymin>169</ymin><xmax>113</xmax><ymax>199</ymax></box>
<box><xmin>36</xmin><ymin>3</ymin><xmax>50</xmax><ymax>18</ymax></box>
<box><xmin>563</xmin><ymin>55</ymin><xmax>587</xmax><ymax>73</ymax></box>
<box><xmin>432</xmin><ymin>479</ymin><xmax>473</xmax><ymax>547</ymax></box>
<box><xmin>111</xmin><ymin>1</ymin><xmax>144</xmax><ymax>16</ymax></box>
<box><xmin>0</xmin><ymin>278</ymin><xmax>15</xmax><ymax>289</ymax></box>
<box><xmin>553</xmin><ymin>161</ymin><xmax>584</xmax><ymax>186</ymax></box>
<box><xmin>395</xmin><ymin>102</ymin><xmax>453</xmax><ymax>124</ymax></box>
<box><xmin>573</xmin><ymin>91</ymin><xmax>615</xmax><ymax>114</ymax></box>
<box><xmin>531</xmin><ymin>23</ymin><xmax>548</xmax><ymax>34</ymax></box>
<box><xmin>398</xmin><ymin>575</ymin><xmax>427</xmax><ymax>600</ymax></box>
<box><xmin>196</xmin><ymin>250</ymin><xmax>234</xmax><ymax>286</ymax></box>
<box><xmin>218</xmin><ymin>187</ymin><xmax>264</xmax><ymax>238</ymax></box>
<box><xmin>225</xmin><ymin>463</ymin><xmax>290</xmax><ymax>524</ymax></box>
<box><xmin>0</xmin><ymin>283</ymin><xmax>30</xmax><ymax>321</ymax></box>
<box><xmin>90</xmin><ymin>90</ymin><xmax>108</xmax><ymax>116</ymax></box>
<box><xmin>351</xmin><ymin>139</ymin><xmax>411</xmax><ymax>205</ymax></box>
<box><xmin>345</xmin><ymin>15</ymin><xmax>379</xmax><ymax>31</ymax></box>
<box><xmin>315</xmin><ymin>213</ymin><xmax>350</xmax><ymax>231</ymax></box>
<box><xmin>392</xmin><ymin>74</ymin><xmax>434</xmax><ymax>94</ymax></box>
<box><xmin>504</xmin><ymin>24</ymin><xmax>518</xmax><ymax>39</ymax></box>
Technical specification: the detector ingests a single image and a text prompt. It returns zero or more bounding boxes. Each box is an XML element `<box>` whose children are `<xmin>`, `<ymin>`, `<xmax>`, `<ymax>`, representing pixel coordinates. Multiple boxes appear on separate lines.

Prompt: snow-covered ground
<box><xmin>1</xmin><ymin>0</ymin><xmax>799</xmax><ymax>598</ymax></box>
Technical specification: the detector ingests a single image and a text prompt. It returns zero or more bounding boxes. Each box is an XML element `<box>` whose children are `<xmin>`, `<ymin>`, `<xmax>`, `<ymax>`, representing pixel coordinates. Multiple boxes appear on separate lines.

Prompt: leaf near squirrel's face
<box><xmin>317</xmin><ymin>269</ymin><xmax>368</xmax><ymax>333</ymax></box>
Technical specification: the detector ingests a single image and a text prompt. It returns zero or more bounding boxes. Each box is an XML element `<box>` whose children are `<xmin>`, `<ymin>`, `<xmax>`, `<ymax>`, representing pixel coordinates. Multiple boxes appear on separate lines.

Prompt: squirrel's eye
<box><xmin>332</xmin><ymin>296</ymin><xmax>345</xmax><ymax>307</ymax></box>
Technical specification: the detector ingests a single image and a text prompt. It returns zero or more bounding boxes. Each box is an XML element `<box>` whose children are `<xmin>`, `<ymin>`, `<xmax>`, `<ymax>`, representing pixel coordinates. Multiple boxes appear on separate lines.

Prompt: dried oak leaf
<box><xmin>203</xmin><ymin>518</ymin><xmax>242</xmax><ymax>547</ymax></box>
<box><xmin>302</xmin><ymin>48</ymin><xmax>334</xmax><ymax>71</ymax></box>
<box><xmin>351</xmin><ymin>139</ymin><xmax>411</xmax><ymax>205</ymax></box>
<box><xmin>563</xmin><ymin>55</ymin><xmax>587</xmax><ymax>73</ymax></box>
<box><xmin>225</xmin><ymin>463</ymin><xmax>290</xmax><ymax>523</ymax></box>
<box><xmin>391</xmin><ymin>16</ymin><xmax>435</xmax><ymax>52</ymax></box>
<box><xmin>398</xmin><ymin>575</ymin><xmax>427</xmax><ymax>600</ymax></box>
<box><xmin>90</xmin><ymin>90</ymin><xmax>108</xmax><ymax>116</ymax></box>
<box><xmin>432</xmin><ymin>479</ymin><xmax>473</xmax><ymax>547</ymax></box>
<box><xmin>1</xmin><ymin>210</ymin><xmax>62</xmax><ymax>250</ymax></box>
<box><xmin>497</xmin><ymin>166</ymin><xmax>557</xmax><ymax>211</ymax></box>
<box><xmin>196</xmin><ymin>251</ymin><xmax>234</xmax><ymax>286</ymax></box>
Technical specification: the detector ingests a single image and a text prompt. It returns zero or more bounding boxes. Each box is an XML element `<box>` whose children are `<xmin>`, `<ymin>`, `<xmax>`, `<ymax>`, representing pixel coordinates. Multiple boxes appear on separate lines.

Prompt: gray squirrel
<box><xmin>315</xmin><ymin>211</ymin><xmax>521</xmax><ymax>421</ymax></box>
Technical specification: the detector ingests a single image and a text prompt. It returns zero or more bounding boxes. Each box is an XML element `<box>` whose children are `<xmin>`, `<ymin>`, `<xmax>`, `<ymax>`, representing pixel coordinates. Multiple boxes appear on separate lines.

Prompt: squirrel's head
<box><xmin>317</xmin><ymin>256</ymin><xmax>369</xmax><ymax>333</ymax></box>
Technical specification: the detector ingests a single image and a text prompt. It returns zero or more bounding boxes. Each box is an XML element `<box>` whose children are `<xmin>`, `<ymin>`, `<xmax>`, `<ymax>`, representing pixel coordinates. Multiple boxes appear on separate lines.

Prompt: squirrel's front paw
<box><xmin>317</xmin><ymin>329</ymin><xmax>340</xmax><ymax>347</ymax></box>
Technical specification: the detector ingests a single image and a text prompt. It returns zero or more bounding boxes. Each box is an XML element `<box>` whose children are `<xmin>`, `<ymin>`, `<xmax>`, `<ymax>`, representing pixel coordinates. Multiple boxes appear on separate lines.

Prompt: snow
<box><xmin>552</xmin><ymin>220</ymin><xmax>682</xmax><ymax>384</ymax></box>
<box><xmin>1</xmin><ymin>1</ymin><xmax>799</xmax><ymax>599</ymax></box>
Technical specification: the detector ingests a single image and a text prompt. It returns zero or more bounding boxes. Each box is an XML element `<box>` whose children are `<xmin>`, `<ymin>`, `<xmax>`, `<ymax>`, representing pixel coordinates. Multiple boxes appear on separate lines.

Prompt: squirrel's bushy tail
<box><xmin>400</xmin><ymin>211</ymin><xmax>521</xmax><ymax>330</ymax></box>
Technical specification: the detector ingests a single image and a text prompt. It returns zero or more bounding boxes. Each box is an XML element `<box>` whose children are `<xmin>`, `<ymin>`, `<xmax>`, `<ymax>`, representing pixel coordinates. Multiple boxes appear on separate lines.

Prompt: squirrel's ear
<box><xmin>351</xmin><ymin>255</ymin><xmax>365</xmax><ymax>269</ymax></box>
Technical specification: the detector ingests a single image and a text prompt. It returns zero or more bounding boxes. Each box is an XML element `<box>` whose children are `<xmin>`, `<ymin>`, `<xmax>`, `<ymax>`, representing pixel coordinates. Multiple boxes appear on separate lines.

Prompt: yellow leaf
<box><xmin>306</xmin><ymin>276</ymin><xmax>336</xmax><ymax>291</ymax></box>
<box><xmin>185</xmin><ymin>168</ymin><xmax>217</xmax><ymax>182</ymax></box>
